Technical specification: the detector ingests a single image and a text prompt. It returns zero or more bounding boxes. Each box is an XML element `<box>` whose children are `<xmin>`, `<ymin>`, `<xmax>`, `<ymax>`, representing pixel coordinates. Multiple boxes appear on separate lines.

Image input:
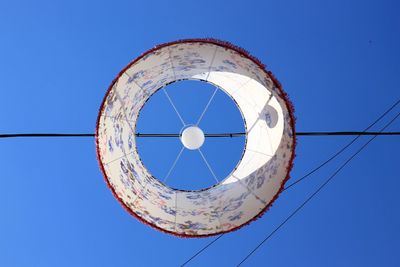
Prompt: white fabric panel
<box><xmin>96</xmin><ymin>40</ymin><xmax>295</xmax><ymax>237</ymax></box>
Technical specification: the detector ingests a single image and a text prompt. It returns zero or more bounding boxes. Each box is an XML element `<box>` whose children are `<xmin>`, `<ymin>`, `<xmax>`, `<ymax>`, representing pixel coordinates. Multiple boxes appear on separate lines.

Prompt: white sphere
<box><xmin>180</xmin><ymin>126</ymin><xmax>205</xmax><ymax>150</ymax></box>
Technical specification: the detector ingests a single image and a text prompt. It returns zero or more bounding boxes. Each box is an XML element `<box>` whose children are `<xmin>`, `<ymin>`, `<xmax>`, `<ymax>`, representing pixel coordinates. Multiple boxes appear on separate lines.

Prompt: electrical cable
<box><xmin>180</xmin><ymin>98</ymin><xmax>400</xmax><ymax>266</ymax></box>
<box><xmin>0</xmin><ymin>102</ymin><xmax>399</xmax><ymax>266</ymax></box>
<box><xmin>0</xmin><ymin>133</ymin><xmax>95</xmax><ymax>138</ymax></box>
<box><xmin>236</xmin><ymin>109</ymin><xmax>400</xmax><ymax>266</ymax></box>
<box><xmin>180</xmin><ymin>234</ymin><xmax>224</xmax><ymax>267</ymax></box>
<box><xmin>1</xmin><ymin>131</ymin><xmax>400</xmax><ymax>138</ymax></box>
<box><xmin>284</xmin><ymin>99</ymin><xmax>400</xmax><ymax>190</ymax></box>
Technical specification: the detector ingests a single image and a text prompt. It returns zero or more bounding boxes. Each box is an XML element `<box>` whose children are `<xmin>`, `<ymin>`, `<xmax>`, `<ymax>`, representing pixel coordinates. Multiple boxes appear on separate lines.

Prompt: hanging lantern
<box><xmin>96</xmin><ymin>39</ymin><xmax>296</xmax><ymax>237</ymax></box>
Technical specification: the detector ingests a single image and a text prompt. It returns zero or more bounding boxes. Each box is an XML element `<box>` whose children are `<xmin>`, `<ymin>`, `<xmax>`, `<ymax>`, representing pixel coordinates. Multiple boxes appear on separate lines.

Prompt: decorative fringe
<box><xmin>95</xmin><ymin>38</ymin><xmax>297</xmax><ymax>238</ymax></box>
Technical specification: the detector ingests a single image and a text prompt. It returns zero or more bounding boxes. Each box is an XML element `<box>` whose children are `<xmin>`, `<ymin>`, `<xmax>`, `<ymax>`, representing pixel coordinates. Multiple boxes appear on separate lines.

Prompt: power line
<box><xmin>236</xmin><ymin>110</ymin><xmax>400</xmax><ymax>266</ymax></box>
<box><xmin>1</xmin><ymin>131</ymin><xmax>400</xmax><ymax>139</ymax></box>
<box><xmin>136</xmin><ymin>133</ymin><xmax>246</xmax><ymax>137</ymax></box>
<box><xmin>180</xmin><ymin>98</ymin><xmax>400</xmax><ymax>266</ymax></box>
<box><xmin>296</xmin><ymin>131</ymin><xmax>400</xmax><ymax>136</ymax></box>
<box><xmin>1</xmin><ymin>108</ymin><xmax>399</xmax><ymax>265</ymax></box>
<box><xmin>180</xmin><ymin>234</ymin><xmax>224</xmax><ymax>267</ymax></box>
<box><xmin>285</xmin><ymin>99</ymin><xmax>400</xmax><ymax>190</ymax></box>
<box><xmin>0</xmin><ymin>133</ymin><xmax>95</xmax><ymax>138</ymax></box>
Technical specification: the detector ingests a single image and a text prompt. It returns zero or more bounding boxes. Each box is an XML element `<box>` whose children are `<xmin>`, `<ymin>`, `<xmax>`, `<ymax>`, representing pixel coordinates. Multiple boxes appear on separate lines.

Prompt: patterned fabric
<box><xmin>96</xmin><ymin>39</ymin><xmax>296</xmax><ymax>237</ymax></box>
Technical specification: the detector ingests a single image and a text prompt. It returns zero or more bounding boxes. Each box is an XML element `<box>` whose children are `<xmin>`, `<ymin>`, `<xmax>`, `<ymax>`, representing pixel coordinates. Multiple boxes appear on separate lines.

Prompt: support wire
<box><xmin>1</xmin><ymin>131</ymin><xmax>400</xmax><ymax>139</ymax></box>
<box><xmin>236</xmin><ymin>110</ymin><xmax>400</xmax><ymax>266</ymax></box>
<box><xmin>180</xmin><ymin>98</ymin><xmax>400</xmax><ymax>266</ymax></box>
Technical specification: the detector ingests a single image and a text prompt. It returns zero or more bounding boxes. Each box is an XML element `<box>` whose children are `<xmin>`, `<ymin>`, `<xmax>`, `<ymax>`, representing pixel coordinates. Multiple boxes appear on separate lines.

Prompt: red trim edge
<box><xmin>95</xmin><ymin>38</ymin><xmax>297</xmax><ymax>238</ymax></box>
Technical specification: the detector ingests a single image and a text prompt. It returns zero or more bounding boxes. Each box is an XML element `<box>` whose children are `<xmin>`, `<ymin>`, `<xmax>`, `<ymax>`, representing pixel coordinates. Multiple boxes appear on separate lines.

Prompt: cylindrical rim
<box><xmin>95</xmin><ymin>38</ymin><xmax>296</xmax><ymax>238</ymax></box>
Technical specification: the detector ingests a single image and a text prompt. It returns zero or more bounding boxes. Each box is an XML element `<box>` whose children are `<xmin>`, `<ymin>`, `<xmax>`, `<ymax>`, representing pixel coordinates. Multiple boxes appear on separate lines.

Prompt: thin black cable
<box><xmin>0</xmin><ymin>107</ymin><xmax>399</xmax><ymax>264</ymax></box>
<box><xmin>136</xmin><ymin>133</ymin><xmax>180</xmax><ymax>137</ymax></box>
<box><xmin>137</xmin><ymin>132</ymin><xmax>400</xmax><ymax>137</ymax></box>
<box><xmin>0</xmin><ymin>133</ymin><xmax>95</xmax><ymax>138</ymax></box>
<box><xmin>236</xmin><ymin>110</ymin><xmax>400</xmax><ymax>266</ymax></box>
<box><xmin>284</xmin><ymin>99</ymin><xmax>400</xmax><ymax>190</ymax></box>
<box><xmin>180</xmin><ymin>234</ymin><xmax>224</xmax><ymax>267</ymax></box>
<box><xmin>180</xmin><ymin>98</ymin><xmax>400</xmax><ymax>266</ymax></box>
<box><xmin>296</xmin><ymin>131</ymin><xmax>400</xmax><ymax>136</ymax></box>
<box><xmin>1</xmin><ymin>131</ymin><xmax>400</xmax><ymax>139</ymax></box>
<box><xmin>136</xmin><ymin>133</ymin><xmax>247</xmax><ymax>137</ymax></box>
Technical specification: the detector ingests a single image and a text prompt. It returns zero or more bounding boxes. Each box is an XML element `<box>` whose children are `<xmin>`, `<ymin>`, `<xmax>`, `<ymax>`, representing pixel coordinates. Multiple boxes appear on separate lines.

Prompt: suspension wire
<box><xmin>236</xmin><ymin>110</ymin><xmax>400</xmax><ymax>266</ymax></box>
<box><xmin>180</xmin><ymin>234</ymin><xmax>225</xmax><ymax>267</ymax></box>
<box><xmin>0</xmin><ymin>133</ymin><xmax>95</xmax><ymax>138</ymax></box>
<box><xmin>1</xmin><ymin>102</ymin><xmax>399</xmax><ymax>265</ymax></box>
<box><xmin>136</xmin><ymin>133</ymin><xmax>246</xmax><ymax>137</ymax></box>
<box><xmin>284</xmin><ymin>98</ymin><xmax>400</xmax><ymax>190</ymax></box>
<box><xmin>136</xmin><ymin>133</ymin><xmax>180</xmax><ymax>137</ymax></box>
<box><xmin>0</xmin><ymin>101</ymin><xmax>398</xmax><ymax>267</ymax></box>
<box><xmin>179</xmin><ymin>98</ymin><xmax>400</xmax><ymax>266</ymax></box>
<box><xmin>134</xmin><ymin>131</ymin><xmax>400</xmax><ymax>137</ymax></box>
<box><xmin>296</xmin><ymin>131</ymin><xmax>400</xmax><ymax>136</ymax></box>
<box><xmin>1</xmin><ymin>131</ymin><xmax>400</xmax><ymax>139</ymax></box>
<box><xmin>2</xmin><ymin>100</ymin><xmax>400</xmax><ymax>139</ymax></box>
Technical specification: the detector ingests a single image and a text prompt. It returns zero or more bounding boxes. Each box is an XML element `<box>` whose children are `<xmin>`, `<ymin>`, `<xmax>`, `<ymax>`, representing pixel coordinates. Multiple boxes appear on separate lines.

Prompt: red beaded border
<box><xmin>95</xmin><ymin>38</ymin><xmax>297</xmax><ymax>238</ymax></box>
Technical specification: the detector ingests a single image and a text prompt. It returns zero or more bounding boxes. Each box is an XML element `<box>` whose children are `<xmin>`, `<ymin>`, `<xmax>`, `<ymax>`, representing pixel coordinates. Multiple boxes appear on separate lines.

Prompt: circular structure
<box><xmin>180</xmin><ymin>126</ymin><xmax>205</xmax><ymax>150</ymax></box>
<box><xmin>96</xmin><ymin>39</ymin><xmax>296</xmax><ymax>237</ymax></box>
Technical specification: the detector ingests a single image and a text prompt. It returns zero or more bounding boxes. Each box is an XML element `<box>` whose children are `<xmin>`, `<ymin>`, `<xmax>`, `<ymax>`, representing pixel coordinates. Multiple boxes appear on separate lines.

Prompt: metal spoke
<box><xmin>163</xmin><ymin>146</ymin><xmax>185</xmax><ymax>183</ymax></box>
<box><xmin>198</xmin><ymin>148</ymin><xmax>219</xmax><ymax>184</ymax></box>
<box><xmin>196</xmin><ymin>87</ymin><xmax>218</xmax><ymax>126</ymax></box>
<box><xmin>162</xmin><ymin>88</ymin><xmax>186</xmax><ymax>126</ymax></box>
<box><xmin>195</xmin><ymin>46</ymin><xmax>218</xmax><ymax>126</ymax></box>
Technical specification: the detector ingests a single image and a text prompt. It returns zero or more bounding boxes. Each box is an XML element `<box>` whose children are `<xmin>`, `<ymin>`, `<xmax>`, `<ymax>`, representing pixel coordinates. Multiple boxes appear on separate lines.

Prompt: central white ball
<box><xmin>180</xmin><ymin>126</ymin><xmax>205</xmax><ymax>150</ymax></box>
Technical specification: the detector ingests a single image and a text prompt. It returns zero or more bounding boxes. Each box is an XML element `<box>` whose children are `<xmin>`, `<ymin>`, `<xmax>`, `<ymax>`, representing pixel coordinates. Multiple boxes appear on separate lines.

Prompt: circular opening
<box><xmin>135</xmin><ymin>80</ymin><xmax>246</xmax><ymax>191</ymax></box>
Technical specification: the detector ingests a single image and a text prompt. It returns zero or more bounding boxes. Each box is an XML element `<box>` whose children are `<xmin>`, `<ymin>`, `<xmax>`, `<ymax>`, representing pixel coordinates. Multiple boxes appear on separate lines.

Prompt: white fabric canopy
<box><xmin>96</xmin><ymin>39</ymin><xmax>296</xmax><ymax>237</ymax></box>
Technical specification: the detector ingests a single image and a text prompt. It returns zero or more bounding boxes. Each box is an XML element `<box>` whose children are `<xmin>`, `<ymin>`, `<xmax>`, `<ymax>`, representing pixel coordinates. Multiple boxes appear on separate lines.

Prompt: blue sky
<box><xmin>1</xmin><ymin>0</ymin><xmax>399</xmax><ymax>266</ymax></box>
